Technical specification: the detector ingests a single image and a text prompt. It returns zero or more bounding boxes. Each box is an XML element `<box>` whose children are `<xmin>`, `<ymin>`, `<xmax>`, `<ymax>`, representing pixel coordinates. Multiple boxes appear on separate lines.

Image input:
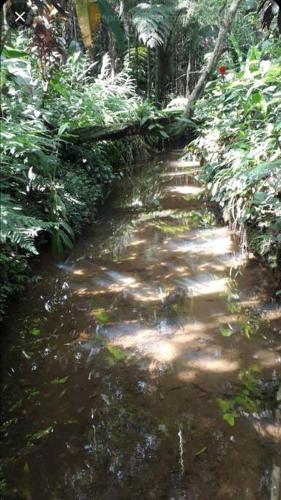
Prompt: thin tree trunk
<box><xmin>134</xmin><ymin>35</ymin><xmax>139</xmax><ymax>83</ymax></box>
<box><xmin>185</xmin><ymin>54</ymin><xmax>191</xmax><ymax>98</ymax></box>
<box><xmin>184</xmin><ymin>0</ymin><xmax>243</xmax><ymax>117</ymax></box>
<box><xmin>155</xmin><ymin>46</ymin><xmax>160</xmax><ymax>103</ymax></box>
<box><xmin>119</xmin><ymin>0</ymin><xmax>130</xmax><ymax>50</ymax></box>
<box><xmin>147</xmin><ymin>46</ymin><xmax>151</xmax><ymax>98</ymax></box>
<box><xmin>0</xmin><ymin>3</ymin><xmax>10</xmax><ymax>53</ymax></box>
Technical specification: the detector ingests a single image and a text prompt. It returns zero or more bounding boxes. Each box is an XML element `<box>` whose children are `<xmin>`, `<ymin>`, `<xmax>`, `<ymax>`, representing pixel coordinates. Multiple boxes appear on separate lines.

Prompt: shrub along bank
<box><xmin>187</xmin><ymin>39</ymin><xmax>281</xmax><ymax>285</ymax></box>
<box><xmin>0</xmin><ymin>38</ymin><xmax>155</xmax><ymax>319</ymax></box>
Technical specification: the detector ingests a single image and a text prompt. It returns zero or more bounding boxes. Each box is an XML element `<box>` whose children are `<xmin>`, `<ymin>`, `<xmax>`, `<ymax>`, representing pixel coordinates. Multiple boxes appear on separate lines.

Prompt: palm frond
<box><xmin>130</xmin><ymin>2</ymin><xmax>176</xmax><ymax>47</ymax></box>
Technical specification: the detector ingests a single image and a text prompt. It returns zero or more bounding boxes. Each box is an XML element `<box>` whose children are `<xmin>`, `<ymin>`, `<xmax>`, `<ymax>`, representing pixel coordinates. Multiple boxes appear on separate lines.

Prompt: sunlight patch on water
<box><xmin>260</xmin><ymin>306</ymin><xmax>281</xmax><ymax>322</ymax></box>
<box><xmin>106</xmin><ymin>270</ymin><xmax>136</xmax><ymax>286</ymax></box>
<box><xmin>253</xmin><ymin>421</ymin><xmax>281</xmax><ymax>442</ymax></box>
<box><xmin>127</xmin><ymin>238</ymin><xmax>146</xmax><ymax>247</ymax></box>
<box><xmin>179</xmin><ymin>273</ymin><xmax>229</xmax><ymax>297</ymax></box>
<box><xmin>73</xmin><ymin>269</ymin><xmax>85</xmax><ymax>276</ymax></box>
<box><xmin>180</xmin><ymin>356</ymin><xmax>239</xmax><ymax>373</ymax></box>
<box><xmin>167</xmin><ymin>227</ymin><xmax>233</xmax><ymax>256</ymax></box>
<box><xmin>253</xmin><ymin>350</ymin><xmax>279</xmax><ymax>368</ymax></box>
<box><xmin>107</xmin><ymin>322</ymin><xmax>178</xmax><ymax>362</ymax></box>
<box><xmin>161</xmin><ymin>171</ymin><xmax>195</xmax><ymax>177</ymax></box>
<box><xmin>173</xmin><ymin>331</ymin><xmax>212</xmax><ymax>345</ymax></box>
<box><xmin>193</xmin><ymin>357</ymin><xmax>239</xmax><ymax>372</ymax></box>
<box><xmin>167</xmin><ymin>185</ymin><xmax>203</xmax><ymax>195</ymax></box>
<box><xmin>167</xmin><ymin>160</ymin><xmax>200</xmax><ymax>168</ymax></box>
<box><xmin>94</xmin><ymin>271</ymin><xmax>163</xmax><ymax>302</ymax></box>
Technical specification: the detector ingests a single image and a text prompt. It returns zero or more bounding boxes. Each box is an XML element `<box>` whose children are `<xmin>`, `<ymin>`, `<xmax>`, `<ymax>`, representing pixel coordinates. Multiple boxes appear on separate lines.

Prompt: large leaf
<box><xmin>89</xmin><ymin>0</ymin><xmax>101</xmax><ymax>40</ymax></box>
<box><xmin>75</xmin><ymin>0</ymin><xmax>124</xmax><ymax>50</ymax></box>
<box><xmin>75</xmin><ymin>0</ymin><xmax>100</xmax><ymax>48</ymax></box>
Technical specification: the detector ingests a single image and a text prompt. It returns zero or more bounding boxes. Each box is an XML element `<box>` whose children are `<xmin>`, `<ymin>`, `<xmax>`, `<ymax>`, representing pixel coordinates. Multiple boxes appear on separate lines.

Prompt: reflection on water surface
<box><xmin>1</xmin><ymin>151</ymin><xmax>280</xmax><ymax>499</ymax></box>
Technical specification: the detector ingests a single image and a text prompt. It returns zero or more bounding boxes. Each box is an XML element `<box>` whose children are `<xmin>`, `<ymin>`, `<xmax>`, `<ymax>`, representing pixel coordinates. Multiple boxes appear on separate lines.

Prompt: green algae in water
<box><xmin>94</xmin><ymin>308</ymin><xmax>110</xmax><ymax>324</ymax></box>
<box><xmin>156</xmin><ymin>209</ymin><xmax>216</xmax><ymax>234</ymax></box>
<box><xmin>107</xmin><ymin>345</ymin><xmax>128</xmax><ymax>363</ymax></box>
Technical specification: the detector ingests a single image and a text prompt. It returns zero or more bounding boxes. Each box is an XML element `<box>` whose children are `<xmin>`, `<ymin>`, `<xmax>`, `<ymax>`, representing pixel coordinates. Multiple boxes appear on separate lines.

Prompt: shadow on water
<box><xmin>1</xmin><ymin>151</ymin><xmax>281</xmax><ymax>499</ymax></box>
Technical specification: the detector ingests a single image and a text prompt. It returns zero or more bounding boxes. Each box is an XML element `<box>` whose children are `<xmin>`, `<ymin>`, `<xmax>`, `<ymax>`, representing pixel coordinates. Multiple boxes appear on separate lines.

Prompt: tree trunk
<box><xmin>134</xmin><ymin>35</ymin><xmax>139</xmax><ymax>83</ymax></box>
<box><xmin>185</xmin><ymin>54</ymin><xmax>191</xmax><ymax>98</ymax></box>
<box><xmin>147</xmin><ymin>46</ymin><xmax>151</xmax><ymax>98</ymax></box>
<box><xmin>0</xmin><ymin>4</ymin><xmax>9</xmax><ymax>54</ymax></box>
<box><xmin>183</xmin><ymin>0</ymin><xmax>243</xmax><ymax>117</ymax></box>
<box><xmin>119</xmin><ymin>0</ymin><xmax>130</xmax><ymax>50</ymax></box>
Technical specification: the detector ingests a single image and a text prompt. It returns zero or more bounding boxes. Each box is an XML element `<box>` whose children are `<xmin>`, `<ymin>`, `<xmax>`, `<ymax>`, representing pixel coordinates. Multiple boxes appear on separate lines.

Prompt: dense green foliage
<box><xmin>0</xmin><ymin>38</ymin><xmax>147</xmax><ymax>318</ymax></box>
<box><xmin>1</xmin><ymin>0</ymin><xmax>281</xmax><ymax>317</ymax></box>
<box><xmin>188</xmin><ymin>38</ymin><xmax>281</xmax><ymax>272</ymax></box>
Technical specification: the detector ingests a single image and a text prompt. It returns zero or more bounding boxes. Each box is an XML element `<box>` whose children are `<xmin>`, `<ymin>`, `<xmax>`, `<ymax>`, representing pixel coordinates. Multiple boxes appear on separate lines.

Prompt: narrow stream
<box><xmin>1</xmin><ymin>151</ymin><xmax>281</xmax><ymax>499</ymax></box>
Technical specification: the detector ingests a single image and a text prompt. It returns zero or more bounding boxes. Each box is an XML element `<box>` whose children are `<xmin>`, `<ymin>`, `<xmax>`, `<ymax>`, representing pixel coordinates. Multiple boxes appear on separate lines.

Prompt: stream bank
<box><xmin>1</xmin><ymin>151</ymin><xmax>280</xmax><ymax>499</ymax></box>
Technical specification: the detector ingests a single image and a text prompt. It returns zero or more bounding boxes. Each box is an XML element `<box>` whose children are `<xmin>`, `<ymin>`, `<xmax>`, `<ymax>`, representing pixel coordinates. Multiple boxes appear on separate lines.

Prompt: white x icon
<box><xmin>15</xmin><ymin>11</ymin><xmax>25</xmax><ymax>23</ymax></box>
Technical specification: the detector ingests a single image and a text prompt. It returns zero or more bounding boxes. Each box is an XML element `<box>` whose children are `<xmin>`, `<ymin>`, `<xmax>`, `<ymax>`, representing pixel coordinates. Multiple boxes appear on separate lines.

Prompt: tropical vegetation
<box><xmin>1</xmin><ymin>0</ymin><xmax>281</xmax><ymax>316</ymax></box>
<box><xmin>188</xmin><ymin>37</ymin><xmax>281</xmax><ymax>273</ymax></box>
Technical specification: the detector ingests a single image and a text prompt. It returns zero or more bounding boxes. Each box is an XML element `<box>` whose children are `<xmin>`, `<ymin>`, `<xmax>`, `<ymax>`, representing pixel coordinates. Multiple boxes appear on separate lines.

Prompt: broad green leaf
<box><xmin>220</xmin><ymin>326</ymin><xmax>233</xmax><ymax>337</ymax></box>
<box><xmin>51</xmin><ymin>376</ymin><xmax>69</xmax><ymax>385</ymax></box>
<box><xmin>30</xmin><ymin>327</ymin><xmax>40</xmax><ymax>336</ymax></box>
<box><xmin>223</xmin><ymin>413</ymin><xmax>235</xmax><ymax>426</ymax></box>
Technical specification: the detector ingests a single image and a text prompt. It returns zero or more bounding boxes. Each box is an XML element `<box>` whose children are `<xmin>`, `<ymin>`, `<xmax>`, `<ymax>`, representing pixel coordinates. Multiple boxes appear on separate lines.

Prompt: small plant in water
<box><xmin>218</xmin><ymin>365</ymin><xmax>261</xmax><ymax>426</ymax></box>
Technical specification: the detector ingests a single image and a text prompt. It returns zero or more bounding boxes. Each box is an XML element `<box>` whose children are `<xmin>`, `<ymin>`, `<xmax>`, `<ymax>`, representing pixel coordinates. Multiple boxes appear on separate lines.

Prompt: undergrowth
<box><xmin>0</xmin><ymin>35</ymin><xmax>152</xmax><ymax>319</ymax></box>
<box><xmin>187</xmin><ymin>38</ymin><xmax>281</xmax><ymax>279</ymax></box>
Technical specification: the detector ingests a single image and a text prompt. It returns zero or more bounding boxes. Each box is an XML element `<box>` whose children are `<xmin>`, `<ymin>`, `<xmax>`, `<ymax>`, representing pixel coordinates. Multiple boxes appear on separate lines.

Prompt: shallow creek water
<box><xmin>1</xmin><ymin>151</ymin><xmax>281</xmax><ymax>499</ymax></box>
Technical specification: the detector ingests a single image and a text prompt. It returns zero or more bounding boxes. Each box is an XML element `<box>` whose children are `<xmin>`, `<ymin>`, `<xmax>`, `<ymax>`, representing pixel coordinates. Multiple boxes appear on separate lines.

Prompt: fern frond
<box><xmin>0</xmin><ymin>194</ymin><xmax>52</xmax><ymax>254</ymax></box>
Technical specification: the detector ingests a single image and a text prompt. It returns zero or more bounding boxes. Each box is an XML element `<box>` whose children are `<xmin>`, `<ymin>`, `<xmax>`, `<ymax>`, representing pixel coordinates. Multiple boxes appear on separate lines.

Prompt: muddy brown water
<box><xmin>1</xmin><ymin>151</ymin><xmax>281</xmax><ymax>499</ymax></box>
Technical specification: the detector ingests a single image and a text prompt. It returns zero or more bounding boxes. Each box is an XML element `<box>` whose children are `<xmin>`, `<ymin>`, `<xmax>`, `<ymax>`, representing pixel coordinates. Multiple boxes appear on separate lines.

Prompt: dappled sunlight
<box><xmin>218</xmin><ymin>252</ymin><xmax>244</xmax><ymax>268</ymax></box>
<box><xmin>167</xmin><ymin>160</ymin><xmax>200</xmax><ymax>169</ymax></box>
<box><xmin>167</xmin><ymin>185</ymin><xmax>203</xmax><ymax>195</ymax></box>
<box><xmin>259</xmin><ymin>306</ymin><xmax>281</xmax><ymax>322</ymax></box>
<box><xmin>127</xmin><ymin>238</ymin><xmax>147</xmax><ymax>247</ymax></box>
<box><xmin>125</xmin><ymin>284</ymin><xmax>163</xmax><ymax>303</ymax></box>
<box><xmin>253</xmin><ymin>349</ymin><xmax>279</xmax><ymax>368</ymax></box>
<box><xmin>174</xmin><ymin>319</ymin><xmax>219</xmax><ymax>338</ymax></box>
<box><xmin>180</xmin><ymin>273</ymin><xmax>229</xmax><ymax>296</ymax></box>
<box><xmin>2</xmin><ymin>6</ymin><xmax>281</xmax><ymax>498</ymax></box>
<box><xmin>172</xmin><ymin>331</ymin><xmax>212</xmax><ymax>344</ymax></box>
<box><xmin>91</xmin><ymin>269</ymin><xmax>164</xmax><ymax>303</ymax></box>
<box><xmin>253</xmin><ymin>421</ymin><xmax>281</xmax><ymax>443</ymax></box>
<box><xmin>176</xmin><ymin>353</ymin><xmax>239</xmax><ymax>382</ymax></box>
<box><xmin>176</xmin><ymin>369</ymin><xmax>196</xmax><ymax>383</ymax></box>
<box><xmin>238</xmin><ymin>297</ymin><xmax>263</xmax><ymax>308</ymax></box>
<box><xmin>106</xmin><ymin>270</ymin><xmax>136</xmax><ymax>286</ymax></box>
<box><xmin>161</xmin><ymin>171</ymin><xmax>196</xmax><ymax>178</ymax></box>
<box><xmin>75</xmin><ymin>286</ymin><xmax>109</xmax><ymax>297</ymax></box>
<box><xmin>167</xmin><ymin>227</ymin><xmax>234</xmax><ymax>256</ymax></box>
<box><xmin>211</xmin><ymin>312</ymin><xmax>239</xmax><ymax>325</ymax></box>
<box><xmin>72</xmin><ymin>268</ymin><xmax>85</xmax><ymax>276</ymax></box>
<box><xmin>108</xmin><ymin>323</ymin><xmax>178</xmax><ymax>362</ymax></box>
<box><xmin>189</xmin><ymin>356</ymin><xmax>239</xmax><ymax>372</ymax></box>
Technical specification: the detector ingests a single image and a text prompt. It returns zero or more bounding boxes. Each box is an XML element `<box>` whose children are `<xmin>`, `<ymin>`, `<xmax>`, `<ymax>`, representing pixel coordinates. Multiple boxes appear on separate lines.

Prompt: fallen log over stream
<box><xmin>63</xmin><ymin>110</ymin><xmax>196</xmax><ymax>144</ymax></box>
